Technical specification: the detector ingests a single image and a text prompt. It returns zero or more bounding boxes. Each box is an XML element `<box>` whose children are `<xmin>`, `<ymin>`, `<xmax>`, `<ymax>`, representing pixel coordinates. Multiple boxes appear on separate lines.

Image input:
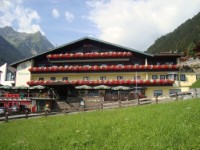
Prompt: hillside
<box><xmin>0</xmin><ymin>35</ymin><xmax>24</xmax><ymax>66</ymax></box>
<box><xmin>0</xmin><ymin>26</ymin><xmax>54</xmax><ymax>58</ymax></box>
<box><xmin>147</xmin><ymin>12</ymin><xmax>200</xmax><ymax>54</ymax></box>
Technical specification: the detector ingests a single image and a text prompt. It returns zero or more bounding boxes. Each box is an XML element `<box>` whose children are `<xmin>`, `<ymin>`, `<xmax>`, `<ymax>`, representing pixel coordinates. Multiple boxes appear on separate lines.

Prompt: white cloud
<box><xmin>0</xmin><ymin>0</ymin><xmax>44</xmax><ymax>34</ymax></box>
<box><xmin>87</xmin><ymin>0</ymin><xmax>200</xmax><ymax>51</ymax></box>
<box><xmin>65</xmin><ymin>11</ymin><xmax>75</xmax><ymax>23</ymax></box>
<box><xmin>52</xmin><ymin>8</ymin><xmax>60</xmax><ymax>18</ymax></box>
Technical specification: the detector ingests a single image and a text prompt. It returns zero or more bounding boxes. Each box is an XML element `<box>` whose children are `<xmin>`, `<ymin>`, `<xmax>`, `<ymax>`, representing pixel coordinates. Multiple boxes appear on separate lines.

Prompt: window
<box><xmin>169</xmin><ymin>89</ymin><xmax>181</xmax><ymax>95</ymax></box>
<box><xmin>88</xmin><ymin>90</ymin><xmax>99</xmax><ymax>96</ymax></box>
<box><xmin>6</xmin><ymin>72</ymin><xmax>12</xmax><ymax>81</ymax></box>
<box><xmin>83</xmin><ymin>77</ymin><xmax>90</xmax><ymax>81</ymax></box>
<box><xmin>20</xmin><ymin>63</ymin><xmax>27</xmax><ymax>69</ymax></box>
<box><xmin>101</xmin><ymin>64</ymin><xmax>107</xmax><ymax>67</ymax></box>
<box><xmin>152</xmin><ymin>75</ymin><xmax>158</xmax><ymax>80</ymax></box>
<box><xmin>63</xmin><ymin>77</ymin><xmax>68</xmax><ymax>81</ymax></box>
<box><xmin>38</xmin><ymin>64</ymin><xmax>45</xmax><ymax>67</ymax></box>
<box><xmin>180</xmin><ymin>74</ymin><xmax>186</xmax><ymax>81</ymax></box>
<box><xmin>117</xmin><ymin>76</ymin><xmax>123</xmax><ymax>80</ymax></box>
<box><xmin>6</xmin><ymin>69</ymin><xmax>15</xmax><ymax>81</ymax></box>
<box><xmin>50</xmin><ymin>77</ymin><xmax>56</xmax><ymax>81</ymax></box>
<box><xmin>83</xmin><ymin>65</ymin><xmax>90</xmax><ymax>67</ymax></box>
<box><xmin>39</xmin><ymin>77</ymin><xmax>44</xmax><ymax>81</ymax></box>
<box><xmin>160</xmin><ymin>75</ymin><xmax>165</xmax><ymax>80</ymax></box>
<box><xmin>174</xmin><ymin>74</ymin><xmax>178</xmax><ymax>80</ymax></box>
<box><xmin>153</xmin><ymin>90</ymin><xmax>163</xmax><ymax>96</ymax></box>
<box><xmin>134</xmin><ymin>76</ymin><xmax>141</xmax><ymax>80</ymax></box>
<box><xmin>79</xmin><ymin>90</ymin><xmax>85</xmax><ymax>96</ymax></box>
<box><xmin>133</xmin><ymin>61</ymin><xmax>140</xmax><ymax>65</ymax></box>
<box><xmin>100</xmin><ymin>76</ymin><xmax>106</xmax><ymax>81</ymax></box>
<box><xmin>167</xmin><ymin>74</ymin><xmax>178</xmax><ymax>80</ymax></box>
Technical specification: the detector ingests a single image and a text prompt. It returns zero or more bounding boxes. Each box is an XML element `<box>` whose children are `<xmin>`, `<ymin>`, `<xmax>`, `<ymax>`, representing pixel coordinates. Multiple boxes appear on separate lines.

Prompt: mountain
<box><xmin>0</xmin><ymin>26</ymin><xmax>54</xmax><ymax>57</ymax></box>
<box><xmin>0</xmin><ymin>35</ymin><xmax>24</xmax><ymax>66</ymax></box>
<box><xmin>147</xmin><ymin>12</ymin><xmax>200</xmax><ymax>54</ymax></box>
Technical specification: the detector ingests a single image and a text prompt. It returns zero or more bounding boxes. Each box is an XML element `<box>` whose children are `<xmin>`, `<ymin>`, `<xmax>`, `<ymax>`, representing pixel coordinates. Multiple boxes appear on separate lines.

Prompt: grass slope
<box><xmin>0</xmin><ymin>100</ymin><xmax>200</xmax><ymax>150</ymax></box>
<box><xmin>190</xmin><ymin>79</ymin><xmax>200</xmax><ymax>88</ymax></box>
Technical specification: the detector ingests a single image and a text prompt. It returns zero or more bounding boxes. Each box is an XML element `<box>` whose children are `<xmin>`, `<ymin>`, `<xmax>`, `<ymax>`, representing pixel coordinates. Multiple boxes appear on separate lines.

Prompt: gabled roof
<box><xmin>10</xmin><ymin>37</ymin><xmax>153</xmax><ymax>67</ymax></box>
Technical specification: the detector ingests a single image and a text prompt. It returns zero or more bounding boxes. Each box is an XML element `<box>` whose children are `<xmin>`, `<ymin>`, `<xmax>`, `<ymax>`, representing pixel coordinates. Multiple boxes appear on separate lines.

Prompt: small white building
<box><xmin>0</xmin><ymin>63</ymin><xmax>16</xmax><ymax>86</ymax></box>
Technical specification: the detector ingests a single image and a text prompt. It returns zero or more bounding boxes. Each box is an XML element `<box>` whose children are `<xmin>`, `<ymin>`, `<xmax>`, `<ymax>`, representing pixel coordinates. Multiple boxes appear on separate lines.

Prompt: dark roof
<box><xmin>10</xmin><ymin>37</ymin><xmax>153</xmax><ymax>67</ymax></box>
<box><xmin>154</xmin><ymin>54</ymin><xmax>183</xmax><ymax>57</ymax></box>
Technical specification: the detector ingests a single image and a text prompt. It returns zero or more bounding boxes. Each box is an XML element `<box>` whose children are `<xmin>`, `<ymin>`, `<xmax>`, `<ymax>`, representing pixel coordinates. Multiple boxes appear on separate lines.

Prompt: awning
<box><xmin>0</xmin><ymin>85</ymin><xmax>12</xmax><ymax>89</ymax></box>
<box><xmin>75</xmin><ymin>85</ymin><xmax>93</xmax><ymax>90</ymax></box>
<box><xmin>93</xmin><ymin>85</ymin><xmax>111</xmax><ymax>90</ymax></box>
<box><xmin>12</xmin><ymin>85</ymin><xmax>28</xmax><ymax>89</ymax></box>
<box><xmin>111</xmin><ymin>86</ymin><xmax>130</xmax><ymax>90</ymax></box>
<box><xmin>29</xmin><ymin>85</ymin><xmax>46</xmax><ymax>90</ymax></box>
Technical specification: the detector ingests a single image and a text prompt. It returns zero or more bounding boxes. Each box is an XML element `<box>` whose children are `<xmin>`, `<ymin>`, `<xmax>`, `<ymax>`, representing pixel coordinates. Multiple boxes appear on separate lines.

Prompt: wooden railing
<box><xmin>27</xmin><ymin>79</ymin><xmax>175</xmax><ymax>86</ymax></box>
<box><xmin>47</xmin><ymin>52</ymin><xmax>133</xmax><ymax>59</ymax></box>
<box><xmin>29</xmin><ymin>64</ymin><xmax>179</xmax><ymax>73</ymax></box>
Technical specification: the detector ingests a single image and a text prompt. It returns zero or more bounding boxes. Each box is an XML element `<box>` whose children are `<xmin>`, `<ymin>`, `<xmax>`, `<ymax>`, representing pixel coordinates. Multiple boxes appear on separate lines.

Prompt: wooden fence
<box><xmin>0</xmin><ymin>98</ymin><xmax>152</xmax><ymax>122</ymax></box>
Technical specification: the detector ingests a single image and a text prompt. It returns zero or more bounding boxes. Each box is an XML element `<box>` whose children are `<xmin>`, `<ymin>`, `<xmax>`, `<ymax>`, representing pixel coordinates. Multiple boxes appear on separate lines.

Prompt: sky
<box><xmin>0</xmin><ymin>0</ymin><xmax>200</xmax><ymax>51</ymax></box>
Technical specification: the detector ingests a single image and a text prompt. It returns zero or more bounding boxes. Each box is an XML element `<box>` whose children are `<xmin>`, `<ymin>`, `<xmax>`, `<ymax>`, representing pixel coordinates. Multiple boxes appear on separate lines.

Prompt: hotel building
<box><xmin>11</xmin><ymin>37</ymin><xmax>196</xmax><ymax>103</ymax></box>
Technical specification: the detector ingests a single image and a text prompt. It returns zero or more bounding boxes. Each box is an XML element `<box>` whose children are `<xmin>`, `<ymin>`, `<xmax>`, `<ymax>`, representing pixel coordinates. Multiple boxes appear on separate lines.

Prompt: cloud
<box><xmin>52</xmin><ymin>8</ymin><xmax>60</xmax><ymax>18</ymax></box>
<box><xmin>0</xmin><ymin>0</ymin><xmax>44</xmax><ymax>34</ymax></box>
<box><xmin>87</xmin><ymin>0</ymin><xmax>200</xmax><ymax>51</ymax></box>
<box><xmin>65</xmin><ymin>11</ymin><xmax>75</xmax><ymax>23</ymax></box>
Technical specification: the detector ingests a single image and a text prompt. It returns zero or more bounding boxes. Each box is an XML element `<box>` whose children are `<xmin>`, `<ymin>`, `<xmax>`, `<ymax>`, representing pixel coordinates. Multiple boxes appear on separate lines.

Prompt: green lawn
<box><xmin>190</xmin><ymin>79</ymin><xmax>200</xmax><ymax>88</ymax></box>
<box><xmin>0</xmin><ymin>99</ymin><xmax>200</xmax><ymax>150</ymax></box>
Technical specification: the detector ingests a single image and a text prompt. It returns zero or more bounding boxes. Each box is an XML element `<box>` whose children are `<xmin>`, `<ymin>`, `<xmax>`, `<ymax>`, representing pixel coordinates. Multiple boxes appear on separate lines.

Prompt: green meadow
<box><xmin>0</xmin><ymin>99</ymin><xmax>200</xmax><ymax>150</ymax></box>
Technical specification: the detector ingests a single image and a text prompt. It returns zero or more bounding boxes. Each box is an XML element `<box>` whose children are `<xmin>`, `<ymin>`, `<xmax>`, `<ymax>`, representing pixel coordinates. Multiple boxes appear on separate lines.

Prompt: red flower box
<box><xmin>145</xmin><ymin>80</ymin><xmax>151</xmax><ymax>85</ymax></box>
<box><xmin>65</xmin><ymin>80</ymin><xmax>69</xmax><ymax>84</ymax></box>
<box><xmin>47</xmin><ymin>54</ymin><xmax>52</xmax><ymax>59</ymax></box>
<box><xmin>59</xmin><ymin>66</ymin><xmax>65</xmax><ymax>71</ymax></box>
<box><xmin>127</xmin><ymin>52</ymin><xmax>132</xmax><ymax>57</ymax></box>
<box><xmin>146</xmin><ymin>65</ymin><xmax>152</xmax><ymax>70</ymax></box>
<box><xmin>122</xmin><ymin>52</ymin><xmax>127</xmax><ymax>57</ymax></box>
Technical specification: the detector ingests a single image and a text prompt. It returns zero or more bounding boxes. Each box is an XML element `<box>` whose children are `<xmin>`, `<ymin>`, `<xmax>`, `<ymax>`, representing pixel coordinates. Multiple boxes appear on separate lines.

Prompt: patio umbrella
<box><xmin>29</xmin><ymin>85</ymin><xmax>46</xmax><ymax>90</ymax></box>
<box><xmin>111</xmin><ymin>86</ymin><xmax>130</xmax><ymax>90</ymax></box>
<box><xmin>111</xmin><ymin>86</ymin><xmax>130</xmax><ymax>100</ymax></box>
<box><xmin>93</xmin><ymin>85</ymin><xmax>111</xmax><ymax>90</ymax></box>
<box><xmin>12</xmin><ymin>85</ymin><xmax>29</xmax><ymax>89</ymax></box>
<box><xmin>0</xmin><ymin>85</ymin><xmax>12</xmax><ymax>89</ymax></box>
<box><xmin>75</xmin><ymin>85</ymin><xmax>93</xmax><ymax>90</ymax></box>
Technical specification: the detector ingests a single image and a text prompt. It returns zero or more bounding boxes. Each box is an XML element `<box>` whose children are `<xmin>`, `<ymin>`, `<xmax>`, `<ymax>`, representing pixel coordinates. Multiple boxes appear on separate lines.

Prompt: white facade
<box><xmin>15</xmin><ymin>60</ymin><xmax>32</xmax><ymax>86</ymax></box>
<box><xmin>0</xmin><ymin>63</ymin><xmax>15</xmax><ymax>86</ymax></box>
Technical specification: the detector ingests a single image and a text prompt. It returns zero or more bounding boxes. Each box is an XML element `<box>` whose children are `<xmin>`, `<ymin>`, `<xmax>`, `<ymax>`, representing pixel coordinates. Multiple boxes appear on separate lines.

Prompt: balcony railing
<box><xmin>27</xmin><ymin>79</ymin><xmax>175</xmax><ymax>86</ymax></box>
<box><xmin>29</xmin><ymin>65</ymin><xmax>179</xmax><ymax>73</ymax></box>
<box><xmin>47</xmin><ymin>52</ymin><xmax>133</xmax><ymax>59</ymax></box>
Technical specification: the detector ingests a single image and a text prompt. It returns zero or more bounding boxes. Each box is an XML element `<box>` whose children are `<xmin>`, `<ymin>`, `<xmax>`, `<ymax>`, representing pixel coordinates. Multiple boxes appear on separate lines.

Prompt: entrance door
<box><xmin>37</xmin><ymin>101</ymin><xmax>46</xmax><ymax>111</ymax></box>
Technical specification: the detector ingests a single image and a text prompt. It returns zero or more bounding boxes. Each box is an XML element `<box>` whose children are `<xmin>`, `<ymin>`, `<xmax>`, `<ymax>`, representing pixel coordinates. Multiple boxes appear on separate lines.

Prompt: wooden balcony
<box><xmin>29</xmin><ymin>65</ymin><xmax>179</xmax><ymax>73</ymax></box>
<box><xmin>47</xmin><ymin>52</ymin><xmax>133</xmax><ymax>59</ymax></box>
<box><xmin>27</xmin><ymin>79</ymin><xmax>175</xmax><ymax>86</ymax></box>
